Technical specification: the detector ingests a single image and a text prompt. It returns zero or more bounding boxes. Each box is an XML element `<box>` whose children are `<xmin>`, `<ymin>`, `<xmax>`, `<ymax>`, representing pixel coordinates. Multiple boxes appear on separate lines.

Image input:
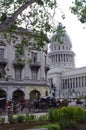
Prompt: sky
<box><xmin>55</xmin><ymin>0</ymin><xmax>86</xmax><ymax>68</ymax></box>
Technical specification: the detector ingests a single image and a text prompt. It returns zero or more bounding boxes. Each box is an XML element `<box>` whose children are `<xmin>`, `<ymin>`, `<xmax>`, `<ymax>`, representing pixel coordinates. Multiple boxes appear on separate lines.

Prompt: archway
<box><xmin>45</xmin><ymin>90</ymin><xmax>48</xmax><ymax>96</ymax></box>
<box><xmin>30</xmin><ymin>90</ymin><xmax>41</xmax><ymax>100</ymax></box>
<box><xmin>0</xmin><ymin>89</ymin><xmax>6</xmax><ymax>109</ymax></box>
<box><xmin>0</xmin><ymin>89</ymin><xmax>6</xmax><ymax>98</ymax></box>
<box><xmin>12</xmin><ymin>89</ymin><xmax>25</xmax><ymax>103</ymax></box>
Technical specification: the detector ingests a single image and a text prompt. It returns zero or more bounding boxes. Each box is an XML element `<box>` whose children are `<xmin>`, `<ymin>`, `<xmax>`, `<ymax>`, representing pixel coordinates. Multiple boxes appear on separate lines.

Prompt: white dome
<box><xmin>50</xmin><ymin>24</ymin><xmax>72</xmax><ymax>45</ymax></box>
<box><xmin>51</xmin><ymin>33</ymin><xmax>72</xmax><ymax>45</ymax></box>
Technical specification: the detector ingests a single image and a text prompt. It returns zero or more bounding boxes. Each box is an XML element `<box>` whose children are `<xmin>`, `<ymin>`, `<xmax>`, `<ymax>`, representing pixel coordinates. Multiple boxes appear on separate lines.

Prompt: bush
<box><xmin>48</xmin><ymin>107</ymin><xmax>79</xmax><ymax>128</ymax></box>
<box><xmin>37</xmin><ymin>115</ymin><xmax>48</xmax><ymax>122</ymax></box>
<box><xmin>24</xmin><ymin>114</ymin><xmax>36</xmax><ymax>122</ymax></box>
<box><xmin>67</xmin><ymin>120</ymin><xmax>78</xmax><ymax>129</ymax></box>
<box><xmin>81</xmin><ymin>110</ymin><xmax>86</xmax><ymax>123</ymax></box>
<box><xmin>48</xmin><ymin>108</ymin><xmax>55</xmax><ymax>122</ymax></box>
<box><xmin>8</xmin><ymin>112</ymin><xmax>14</xmax><ymax>123</ymax></box>
<box><xmin>48</xmin><ymin>123</ymin><xmax>60</xmax><ymax>130</ymax></box>
<box><xmin>0</xmin><ymin>117</ymin><xmax>5</xmax><ymax>123</ymax></box>
<box><xmin>16</xmin><ymin>115</ymin><xmax>25</xmax><ymax>123</ymax></box>
<box><xmin>74</xmin><ymin>106</ymin><xmax>85</xmax><ymax>123</ymax></box>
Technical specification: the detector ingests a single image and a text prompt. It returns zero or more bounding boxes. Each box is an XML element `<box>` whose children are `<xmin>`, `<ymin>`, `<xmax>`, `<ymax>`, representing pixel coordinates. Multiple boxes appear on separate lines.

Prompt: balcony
<box><xmin>30</xmin><ymin>62</ymin><xmax>41</xmax><ymax>69</ymax></box>
<box><xmin>13</xmin><ymin>60</ymin><xmax>25</xmax><ymax>68</ymax></box>
<box><xmin>0</xmin><ymin>59</ymin><xmax>7</xmax><ymax>66</ymax></box>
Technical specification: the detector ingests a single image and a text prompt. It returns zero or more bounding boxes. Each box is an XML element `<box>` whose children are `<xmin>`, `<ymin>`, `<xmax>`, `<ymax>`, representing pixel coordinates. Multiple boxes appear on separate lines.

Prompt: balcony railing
<box><xmin>0</xmin><ymin>59</ymin><xmax>7</xmax><ymax>66</ymax></box>
<box><xmin>30</xmin><ymin>62</ymin><xmax>41</xmax><ymax>68</ymax></box>
<box><xmin>13</xmin><ymin>60</ymin><xmax>25</xmax><ymax>67</ymax></box>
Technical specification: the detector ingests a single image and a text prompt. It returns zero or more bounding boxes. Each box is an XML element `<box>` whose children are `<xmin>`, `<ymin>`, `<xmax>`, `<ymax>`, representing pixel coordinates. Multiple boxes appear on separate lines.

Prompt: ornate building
<box><xmin>0</xmin><ymin>28</ymin><xmax>49</xmax><ymax>102</ymax></box>
<box><xmin>48</xmin><ymin>25</ymin><xmax>86</xmax><ymax>98</ymax></box>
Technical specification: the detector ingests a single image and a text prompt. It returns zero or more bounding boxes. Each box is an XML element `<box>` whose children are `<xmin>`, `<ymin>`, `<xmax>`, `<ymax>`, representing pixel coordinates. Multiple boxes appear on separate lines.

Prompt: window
<box><xmin>62</xmin><ymin>46</ymin><xmax>64</xmax><ymax>50</ymax></box>
<box><xmin>15</xmin><ymin>44</ymin><xmax>24</xmax><ymax>61</ymax></box>
<box><xmin>66</xmin><ymin>46</ymin><xmax>68</xmax><ymax>50</ymax></box>
<box><xmin>58</xmin><ymin>46</ymin><xmax>60</xmax><ymax>50</ymax></box>
<box><xmin>54</xmin><ymin>46</ymin><xmax>56</xmax><ymax>50</ymax></box>
<box><xmin>31</xmin><ymin>68</ymin><xmax>38</xmax><ymax>80</ymax></box>
<box><xmin>15</xmin><ymin>68</ymin><xmax>22</xmax><ymax>81</ymax></box>
<box><xmin>15</xmin><ymin>50</ymin><xmax>23</xmax><ymax>61</ymax></box>
<box><xmin>0</xmin><ymin>49</ymin><xmax>4</xmax><ymax>60</ymax></box>
<box><xmin>32</xmin><ymin>52</ymin><xmax>37</xmax><ymax>63</ymax></box>
<box><xmin>0</xmin><ymin>65</ymin><xmax>4</xmax><ymax>79</ymax></box>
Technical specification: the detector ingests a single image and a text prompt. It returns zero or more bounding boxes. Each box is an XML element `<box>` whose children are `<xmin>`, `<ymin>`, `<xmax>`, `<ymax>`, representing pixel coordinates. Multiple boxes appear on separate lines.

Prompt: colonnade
<box><xmin>63</xmin><ymin>75</ymin><xmax>86</xmax><ymax>89</ymax></box>
<box><xmin>51</xmin><ymin>54</ymin><xmax>74</xmax><ymax>64</ymax></box>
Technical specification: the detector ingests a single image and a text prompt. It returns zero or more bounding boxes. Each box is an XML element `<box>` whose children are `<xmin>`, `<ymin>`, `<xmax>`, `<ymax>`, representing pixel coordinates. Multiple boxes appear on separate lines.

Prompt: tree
<box><xmin>71</xmin><ymin>0</ymin><xmax>86</xmax><ymax>23</ymax></box>
<box><xmin>0</xmin><ymin>0</ymin><xmax>60</xmax><ymax>50</ymax></box>
<box><xmin>0</xmin><ymin>0</ymin><xmax>57</xmax><ymax>32</ymax></box>
<box><xmin>0</xmin><ymin>0</ymin><xmax>59</xmax><ymax>79</ymax></box>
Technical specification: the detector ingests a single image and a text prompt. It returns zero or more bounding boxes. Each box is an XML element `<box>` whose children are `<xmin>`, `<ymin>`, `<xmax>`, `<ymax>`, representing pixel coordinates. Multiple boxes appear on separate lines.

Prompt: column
<box><xmin>7</xmin><ymin>45</ymin><xmax>14</xmax><ymax>80</ymax></box>
<box><xmin>55</xmin><ymin>54</ymin><xmax>56</xmax><ymax>63</ymax></box>
<box><xmin>71</xmin><ymin>78</ymin><xmax>73</xmax><ymax>89</ymax></box>
<box><xmin>83</xmin><ymin>76</ymin><xmax>85</xmax><ymax>87</ymax></box>
<box><xmin>73</xmin><ymin>78</ymin><xmax>75</xmax><ymax>88</ymax></box>
<box><xmin>74</xmin><ymin>78</ymin><xmax>76</xmax><ymax>88</ymax></box>
<box><xmin>40</xmin><ymin>51</ymin><xmax>45</xmax><ymax>80</ymax></box>
<box><xmin>56</xmin><ymin>54</ymin><xmax>57</xmax><ymax>63</ymax></box>
<box><xmin>24</xmin><ymin>49</ymin><xmax>30</xmax><ymax>80</ymax></box>
<box><xmin>69</xmin><ymin>54</ymin><xmax>70</xmax><ymax>62</ymax></box>
<box><xmin>62</xmin><ymin>54</ymin><xmax>63</xmax><ymax>62</ymax></box>
<box><xmin>57</xmin><ymin>54</ymin><xmax>58</xmax><ymax>62</ymax></box>
<box><xmin>77</xmin><ymin>77</ymin><xmax>79</xmax><ymax>88</ymax></box>
<box><xmin>66</xmin><ymin>54</ymin><xmax>68</xmax><ymax>62</ymax></box>
<box><xmin>64</xmin><ymin>54</ymin><xmax>65</xmax><ymax>62</ymax></box>
<box><xmin>60</xmin><ymin>54</ymin><xmax>61</xmax><ymax>62</ymax></box>
<box><xmin>79</xmin><ymin>77</ymin><xmax>80</xmax><ymax>88</ymax></box>
<box><xmin>80</xmin><ymin>77</ymin><xmax>82</xmax><ymax>88</ymax></box>
<box><xmin>58</xmin><ymin>54</ymin><xmax>60</xmax><ymax>62</ymax></box>
<box><xmin>7</xmin><ymin>87</ymin><xmax>13</xmax><ymax>101</ymax></box>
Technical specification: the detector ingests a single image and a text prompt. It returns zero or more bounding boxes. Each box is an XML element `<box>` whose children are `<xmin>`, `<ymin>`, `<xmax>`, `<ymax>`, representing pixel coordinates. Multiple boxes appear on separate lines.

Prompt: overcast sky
<box><xmin>55</xmin><ymin>0</ymin><xmax>86</xmax><ymax>68</ymax></box>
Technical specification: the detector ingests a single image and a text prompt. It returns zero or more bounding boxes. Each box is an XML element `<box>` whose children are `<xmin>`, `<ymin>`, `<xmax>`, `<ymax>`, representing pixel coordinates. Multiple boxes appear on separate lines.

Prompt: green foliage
<box><xmin>0</xmin><ymin>0</ymin><xmax>57</xmax><ymax>32</ymax></box>
<box><xmin>0</xmin><ymin>13</ymin><xmax>7</xmax><ymax>22</ymax></box>
<box><xmin>48</xmin><ymin>108</ymin><xmax>55</xmax><ymax>122</ymax></box>
<box><xmin>47</xmin><ymin>123</ymin><xmax>60</xmax><ymax>130</ymax></box>
<box><xmin>0</xmin><ymin>68</ymin><xmax>9</xmax><ymax>80</ymax></box>
<box><xmin>0</xmin><ymin>117</ymin><xmax>5</xmax><ymax>123</ymax></box>
<box><xmin>37</xmin><ymin>115</ymin><xmax>48</xmax><ymax>122</ymax></box>
<box><xmin>52</xmin><ymin>23</ymin><xmax>66</xmax><ymax>44</ymax></box>
<box><xmin>8</xmin><ymin>112</ymin><xmax>14</xmax><ymax>123</ymax></box>
<box><xmin>16</xmin><ymin>114</ymin><xmax>25</xmax><ymax>123</ymax></box>
<box><xmin>74</xmin><ymin>106</ymin><xmax>86</xmax><ymax>123</ymax></box>
<box><xmin>61</xmin><ymin>106</ymin><xmax>75</xmax><ymax>120</ymax></box>
<box><xmin>48</xmin><ymin>107</ymin><xmax>86</xmax><ymax>128</ymax></box>
<box><xmin>24</xmin><ymin>114</ymin><xmax>36</xmax><ymax>122</ymax></box>
<box><xmin>71</xmin><ymin>0</ymin><xmax>86</xmax><ymax>23</ymax></box>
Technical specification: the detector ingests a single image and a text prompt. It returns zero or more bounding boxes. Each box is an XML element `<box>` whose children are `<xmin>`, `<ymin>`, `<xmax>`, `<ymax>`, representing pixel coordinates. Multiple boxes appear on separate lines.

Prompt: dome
<box><xmin>50</xmin><ymin>24</ymin><xmax>72</xmax><ymax>45</ymax></box>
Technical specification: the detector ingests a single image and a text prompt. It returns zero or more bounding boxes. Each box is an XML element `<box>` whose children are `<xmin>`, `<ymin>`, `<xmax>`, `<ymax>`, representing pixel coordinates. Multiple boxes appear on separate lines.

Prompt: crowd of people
<box><xmin>0</xmin><ymin>97</ymin><xmax>86</xmax><ymax>115</ymax></box>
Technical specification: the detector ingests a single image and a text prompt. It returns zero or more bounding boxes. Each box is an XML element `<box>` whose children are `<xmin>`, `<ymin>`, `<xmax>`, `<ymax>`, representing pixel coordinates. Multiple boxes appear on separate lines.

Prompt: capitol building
<box><xmin>48</xmin><ymin>25</ymin><xmax>86</xmax><ymax>99</ymax></box>
<box><xmin>0</xmin><ymin>25</ymin><xmax>86</xmax><ymax>103</ymax></box>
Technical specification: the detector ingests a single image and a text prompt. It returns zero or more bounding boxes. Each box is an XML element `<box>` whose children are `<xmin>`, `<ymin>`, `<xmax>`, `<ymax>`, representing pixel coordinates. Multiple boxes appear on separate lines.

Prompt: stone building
<box><xmin>48</xmin><ymin>25</ymin><xmax>86</xmax><ymax>98</ymax></box>
<box><xmin>0</xmin><ymin>28</ymin><xmax>49</xmax><ymax>102</ymax></box>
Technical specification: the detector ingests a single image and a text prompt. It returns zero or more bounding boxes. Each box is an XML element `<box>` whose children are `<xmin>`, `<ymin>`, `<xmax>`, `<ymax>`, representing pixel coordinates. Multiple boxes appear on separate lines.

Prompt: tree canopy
<box><xmin>71</xmin><ymin>0</ymin><xmax>86</xmax><ymax>23</ymax></box>
<box><xmin>0</xmin><ymin>0</ymin><xmax>57</xmax><ymax>32</ymax></box>
<box><xmin>0</xmin><ymin>0</ymin><xmax>85</xmax><ymax>49</ymax></box>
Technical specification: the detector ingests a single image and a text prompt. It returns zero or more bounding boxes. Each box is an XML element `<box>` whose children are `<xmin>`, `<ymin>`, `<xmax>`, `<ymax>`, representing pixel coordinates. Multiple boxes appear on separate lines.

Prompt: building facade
<box><xmin>48</xmin><ymin>25</ymin><xmax>86</xmax><ymax>99</ymax></box>
<box><xmin>0</xmin><ymin>29</ymin><xmax>49</xmax><ymax>102</ymax></box>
